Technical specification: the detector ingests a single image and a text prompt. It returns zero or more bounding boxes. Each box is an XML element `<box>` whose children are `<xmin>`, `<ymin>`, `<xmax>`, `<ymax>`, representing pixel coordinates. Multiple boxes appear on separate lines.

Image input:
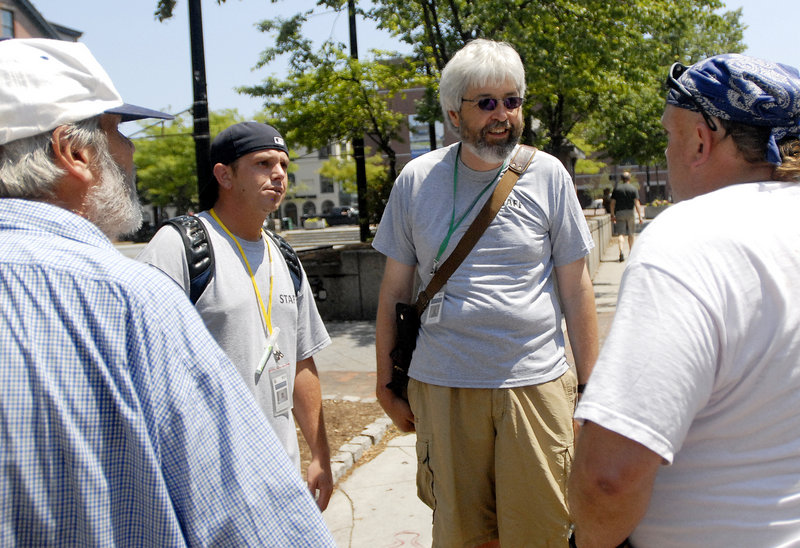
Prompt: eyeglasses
<box><xmin>667</xmin><ymin>62</ymin><xmax>717</xmax><ymax>131</ymax></box>
<box><xmin>461</xmin><ymin>96</ymin><xmax>524</xmax><ymax>111</ymax></box>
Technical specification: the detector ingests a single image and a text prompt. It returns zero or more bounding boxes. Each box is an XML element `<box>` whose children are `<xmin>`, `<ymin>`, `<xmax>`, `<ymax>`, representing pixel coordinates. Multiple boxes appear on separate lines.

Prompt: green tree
<box><xmin>154</xmin><ymin>0</ymin><xmax>744</xmax><ymax>175</ymax></box>
<box><xmin>133</xmin><ymin>109</ymin><xmax>245</xmax><ymax>213</ymax></box>
<box><xmin>587</xmin><ymin>4</ymin><xmax>745</xmax><ymax>166</ymax></box>
<box><xmin>365</xmin><ymin>0</ymin><xmax>744</xmax><ymax>167</ymax></box>
<box><xmin>239</xmin><ymin>13</ymin><xmax>423</xmax><ymax>220</ymax></box>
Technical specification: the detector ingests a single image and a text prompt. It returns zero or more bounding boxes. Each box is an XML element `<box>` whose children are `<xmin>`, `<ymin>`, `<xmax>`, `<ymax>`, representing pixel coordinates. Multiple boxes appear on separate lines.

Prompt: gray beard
<box><xmin>462</xmin><ymin>138</ymin><xmax>518</xmax><ymax>165</ymax></box>
<box><xmin>459</xmin><ymin>118</ymin><xmax>523</xmax><ymax>165</ymax></box>
<box><xmin>84</xmin><ymin>155</ymin><xmax>142</xmax><ymax>240</ymax></box>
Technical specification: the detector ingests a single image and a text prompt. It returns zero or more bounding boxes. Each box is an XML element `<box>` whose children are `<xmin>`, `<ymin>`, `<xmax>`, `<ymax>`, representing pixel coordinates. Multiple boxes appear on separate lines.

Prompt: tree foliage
<box><xmin>154</xmin><ymin>0</ymin><xmax>745</xmax><ymax>173</ymax></box>
<box><xmin>239</xmin><ymin>10</ymin><xmax>425</xmax><ymax>220</ymax></box>
<box><xmin>587</xmin><ymin>4</ymin><xmax>745</xmax><ymax>165</ymax></box>
<box><xmin>154</xmin><ymin>0</ymin><xmax>230</xmax><ymax>21</ymax></box>
<box><xmin>364</xmin><ymin>0</ymin><xmax>744</xmax><ymax>166</ymax></box>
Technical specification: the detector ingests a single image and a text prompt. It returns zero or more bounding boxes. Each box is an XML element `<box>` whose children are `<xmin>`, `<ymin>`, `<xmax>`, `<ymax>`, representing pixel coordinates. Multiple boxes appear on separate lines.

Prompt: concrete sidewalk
<box><xmin>314</xmin><ymin>240</ymin><xmax>629</xmax><ymax>547</ymax></box>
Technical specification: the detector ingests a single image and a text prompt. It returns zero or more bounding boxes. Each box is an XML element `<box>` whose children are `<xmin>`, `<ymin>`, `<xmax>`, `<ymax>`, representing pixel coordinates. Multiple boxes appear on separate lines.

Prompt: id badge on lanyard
<box><xmin>255</xmin><ymin>327</ymin><xmax>292</xmax><ymax>416</ymax></box>
<box><xmin>424</xmin><ymin>287</ymin><xmax>445</xmax><ymax>324</ymax></box>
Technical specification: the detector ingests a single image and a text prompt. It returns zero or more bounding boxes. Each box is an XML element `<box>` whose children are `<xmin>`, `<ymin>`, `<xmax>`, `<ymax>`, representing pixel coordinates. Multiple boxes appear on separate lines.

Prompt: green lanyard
<box><xmin>434</xmin><ymin>145</ymin><xmax>508</xmax><ymax>271</ymax></box>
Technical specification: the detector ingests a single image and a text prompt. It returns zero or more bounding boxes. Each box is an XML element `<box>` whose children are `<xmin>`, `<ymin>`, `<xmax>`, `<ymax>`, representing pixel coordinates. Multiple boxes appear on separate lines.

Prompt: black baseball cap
<box><xmin>210</xmin><ymin>122</ymin><xmax>289</xmax><ymax>166</ymax></box>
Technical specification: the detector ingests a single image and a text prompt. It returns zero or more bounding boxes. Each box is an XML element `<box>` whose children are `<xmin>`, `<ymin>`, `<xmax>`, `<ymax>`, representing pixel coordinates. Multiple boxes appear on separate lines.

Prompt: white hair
<box><xmin>0</xmin><ymin>117</ymin><xmax>103</xmax><ymax>200</ymax></box>
<box><xmin>439</xmin><ymin>39</ymin><xmax>526</xmax><ymax>132</ymax></box>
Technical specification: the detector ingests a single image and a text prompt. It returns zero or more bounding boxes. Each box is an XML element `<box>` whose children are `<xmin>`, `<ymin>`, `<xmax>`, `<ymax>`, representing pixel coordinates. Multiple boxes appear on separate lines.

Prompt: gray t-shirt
<box><xmin>137</xmin><ymin>211</ymin><xmax>330</xmax><ymax>467</ymax></box>
<box><xmin>373</xmin><ymin>143</ymin><xmax>593</xmax><ymax>388</ymax></box>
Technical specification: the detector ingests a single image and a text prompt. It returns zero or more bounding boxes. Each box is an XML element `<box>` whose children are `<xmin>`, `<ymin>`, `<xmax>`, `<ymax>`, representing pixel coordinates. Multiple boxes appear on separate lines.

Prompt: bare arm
<box><xmin>568</xmin><ymin>422</ymin><xmax>662</xmax><ymax>547</ymax></box>
<box><xmin>555</xmin><ymin>257</ymin><xmax>598</xmax><ymax>384</ymax></box>
<box><xmin>375</xmin><ymin>257</ymin><xmax>417</xmax><ymax>432</ymax></box>
<box><xmin>293</xmin><ymin>356</ymin><xmax>333</xmax><ymax>510</ymax></box>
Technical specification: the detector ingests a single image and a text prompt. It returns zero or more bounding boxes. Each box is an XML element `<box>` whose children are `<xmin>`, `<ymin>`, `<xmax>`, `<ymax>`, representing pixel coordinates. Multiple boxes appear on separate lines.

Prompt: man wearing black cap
<box><xmin>0</xmin><ymin>39</ymin><xmax>335</xmax><ymax>545</ymax></box>
<box><xmin>569</xmin><ymin>54</ymin><xmax>800</xmax><ymax>547</ymax></box>
<box><xmin>138</xmin><ymin>121</ymin><xmax>334</xmax><ymax>510</ymax></box>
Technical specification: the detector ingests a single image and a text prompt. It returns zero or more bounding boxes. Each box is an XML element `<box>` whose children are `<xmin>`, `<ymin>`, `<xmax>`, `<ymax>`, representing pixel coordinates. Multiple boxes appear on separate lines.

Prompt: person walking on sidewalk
<box><xmin>0</xmin><ymin>39</ymin><xmax>334</xmax><ymax>545</ymax></box>
<box><xmin>374</xmin><ymin>39</ymin><xmax>599</xmax><ymax>547</ymax></box>
<box><xmin>569</xmin><ymin>54</ymin><xmax>800</xmax><ymax>548</ymax></box>
<box><xmin>609</xmin><ymin>171</ymin><xmax>644</xmax><ymax>262</ymax></box>
<box><xmin>137</xmin><ymin>122</ymin><xmax>334</xmax><ymax>510</ymax></box>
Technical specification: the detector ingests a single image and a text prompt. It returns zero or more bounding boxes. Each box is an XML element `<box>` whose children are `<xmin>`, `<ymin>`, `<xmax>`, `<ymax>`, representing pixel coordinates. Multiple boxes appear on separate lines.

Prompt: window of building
<box><xmin>302</xmin><ymin>201</ymin><xmax>316</xmax><ymax>217</ymax></box>
<box><xmin>409</xmin><ymin>114</ymin><xmax>444</xmax><ymax>159</ymax></box>
<box><xmin>320</xmin><ymin>176</ymin><xmax>334</xmax><ymax>194</ymax></box>
<box><xmin>1</xmin><ymin>9</ymin><xmax>14</xmax><ymax>38</ymax></box>
<box><xmin>317</xmin><ymin>145</ymin><xmax>330</xmax><ymax>160</ymax></box>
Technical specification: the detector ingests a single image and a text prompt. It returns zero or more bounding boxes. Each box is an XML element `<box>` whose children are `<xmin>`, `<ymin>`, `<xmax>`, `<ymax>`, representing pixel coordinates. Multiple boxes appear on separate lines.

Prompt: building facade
<box><xmin>0</xmin><ymin>0</ymin><xmax>80</xmax><ymax>40</ymax></box>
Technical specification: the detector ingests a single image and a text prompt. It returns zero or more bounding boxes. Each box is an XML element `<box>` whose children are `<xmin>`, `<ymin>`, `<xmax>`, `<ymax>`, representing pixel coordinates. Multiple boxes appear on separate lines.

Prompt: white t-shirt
<box><xmin>137</xmin><ymin>212</ymin><xmax>330</xmax><ymax>468</ymax></box>
<box><xmin>373</xmin><ymin>143</ymin><xmax>594</xmax><ymax>388</ymax></box>
<box><xmin>576</xmin><ymin>182</ymin><xmax>800</xmax><ymax>547</ymax></box>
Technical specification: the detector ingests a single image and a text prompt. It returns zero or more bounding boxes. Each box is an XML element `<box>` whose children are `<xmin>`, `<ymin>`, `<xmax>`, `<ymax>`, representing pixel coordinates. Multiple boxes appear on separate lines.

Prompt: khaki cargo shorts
<box><xmin>408</xmin><ymin>371</ymin><xmax>577</xmax><ymax>547</ymax></box>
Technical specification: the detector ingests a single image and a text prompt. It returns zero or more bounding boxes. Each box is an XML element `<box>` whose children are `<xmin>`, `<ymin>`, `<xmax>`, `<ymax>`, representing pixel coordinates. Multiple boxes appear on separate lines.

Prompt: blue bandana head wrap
<box><xmin>666</xmin><ymin>53</ymin><xmax>800</xmax><ymax>165</ymax></box>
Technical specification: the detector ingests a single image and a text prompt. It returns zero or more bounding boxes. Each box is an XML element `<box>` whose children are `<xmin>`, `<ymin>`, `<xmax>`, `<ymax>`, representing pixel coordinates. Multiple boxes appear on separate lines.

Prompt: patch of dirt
<box><xmin>297</xmin><ymin>399</ymin><xmax>399</xmax><ymax>477</ymax></box>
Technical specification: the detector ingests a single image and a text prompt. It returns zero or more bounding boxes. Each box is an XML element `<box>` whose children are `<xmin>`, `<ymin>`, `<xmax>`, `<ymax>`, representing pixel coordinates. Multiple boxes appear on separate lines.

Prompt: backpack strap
<box><xmin>164</xmin><ymin>215</ymin><xmax>214</xmax><ymax>304</ymax></box>
<box><xmin>265</xmin><ymin>229</ymin><xmax>304</xmax><ymax>296</ymax></box>
<box><xmin>165</xmin><ymin>215</ymin><xmax>303</xmax><ymax>303</ymax></box>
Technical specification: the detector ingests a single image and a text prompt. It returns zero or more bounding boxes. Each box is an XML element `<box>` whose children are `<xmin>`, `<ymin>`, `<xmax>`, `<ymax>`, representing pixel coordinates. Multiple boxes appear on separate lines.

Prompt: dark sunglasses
<box><xmin>667</xmin><ymin>62</ymin><xmax>717</xmax><ymax>131</ymax></box>
<box><xmin>461</xmin><ymin>96</ymin><xmax>524</xmax><ymax>111</ymax></box>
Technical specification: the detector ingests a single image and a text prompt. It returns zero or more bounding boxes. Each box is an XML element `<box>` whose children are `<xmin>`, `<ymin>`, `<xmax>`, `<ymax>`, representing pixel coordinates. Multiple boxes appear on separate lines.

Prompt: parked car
<box><xmin>322</xmin><ymin>206</ymin><xmax>359</xmax><ymax>226</ymax></box>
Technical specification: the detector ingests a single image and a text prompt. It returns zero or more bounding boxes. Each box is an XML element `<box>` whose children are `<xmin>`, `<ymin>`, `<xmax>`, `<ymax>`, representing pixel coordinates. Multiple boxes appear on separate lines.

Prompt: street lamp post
<box><xmin>348</xmin><ymin>0</ymin><xmax>370</xmax><ymax>243</ymax></box>
<box><xmin>188</xmin><ymin>0</ymin><xmax>213</xmax><ymax>211</ymax></box>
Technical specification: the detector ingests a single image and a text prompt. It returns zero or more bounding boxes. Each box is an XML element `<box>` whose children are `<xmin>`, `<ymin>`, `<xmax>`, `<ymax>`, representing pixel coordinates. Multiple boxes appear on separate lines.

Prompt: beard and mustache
<box><xmin>460</xmin><ymin>118</ymin><xmax>524</xmax><ymax>165</ymax></box>
<box><xmin>83</xmin><ymin>145</ymin><xmax>143</xmax><ymax>240</ymax></box>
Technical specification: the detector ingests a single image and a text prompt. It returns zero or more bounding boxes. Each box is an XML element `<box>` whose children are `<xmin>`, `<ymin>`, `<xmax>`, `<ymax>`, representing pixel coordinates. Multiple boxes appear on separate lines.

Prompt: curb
<box><xmin>330</xmin><ymin>414</ymin><xmax>393</xmax><ymax>484</ymax></box>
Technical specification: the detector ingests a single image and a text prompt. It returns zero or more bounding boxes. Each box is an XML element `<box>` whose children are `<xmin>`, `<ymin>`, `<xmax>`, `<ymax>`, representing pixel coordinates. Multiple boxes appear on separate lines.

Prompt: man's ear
<box><xmin>448</xmin><ymin>110</ymin><xmax>460</xmax><ymax>129</ymax></box>
<box><xmin>691</xmin><ymin>121</ymin><xmax>716</xmax><ymax>169</ymax></box>
<box><xmin>50</xmin><ymin>126</ymin><xmax>95</xmax><ymax>209</ymax></box>
<box><xmin>213</xmin><ymin>163</ymin><xmax>232</xmax><ymax>189</ymax></box>
<box><xmin>51</xmin><ymin>126</ymin><xmax>97</xmax><ymax>181</ymax></box>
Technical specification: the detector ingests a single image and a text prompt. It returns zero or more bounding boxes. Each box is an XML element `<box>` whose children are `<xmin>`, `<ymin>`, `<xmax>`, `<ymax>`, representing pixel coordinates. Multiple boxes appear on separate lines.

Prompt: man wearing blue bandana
<box><xmin>568</xmin><ymin>54</ymin><xmax>800</xmax><ymax>547</ymax></box>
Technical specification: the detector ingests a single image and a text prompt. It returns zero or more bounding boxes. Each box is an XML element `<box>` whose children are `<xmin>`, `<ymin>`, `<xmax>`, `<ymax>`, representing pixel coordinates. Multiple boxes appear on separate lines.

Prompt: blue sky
<box><xmin>30</xmin><ymin>0</ymin><xmax>800</xmax><ymax>124</ymax></box>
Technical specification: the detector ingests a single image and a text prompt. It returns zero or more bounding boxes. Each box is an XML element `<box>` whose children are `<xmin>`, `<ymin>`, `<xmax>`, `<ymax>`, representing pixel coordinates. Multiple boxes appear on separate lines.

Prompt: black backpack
<box><xmin>164</xmin><ymin>215</ymin><xmax>303</xmax><ymax>305</ymax></box>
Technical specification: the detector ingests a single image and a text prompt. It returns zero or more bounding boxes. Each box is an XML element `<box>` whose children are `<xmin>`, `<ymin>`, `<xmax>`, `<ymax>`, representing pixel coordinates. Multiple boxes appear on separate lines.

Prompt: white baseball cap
<box><xmin>0</xmin><ymin>38</ymin><xmax>173</xmax><ymax>145</ymax></box>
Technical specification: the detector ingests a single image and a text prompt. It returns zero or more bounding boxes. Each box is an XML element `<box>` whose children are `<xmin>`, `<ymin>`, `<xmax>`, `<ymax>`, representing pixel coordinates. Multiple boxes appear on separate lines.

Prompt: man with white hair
<box><xmin>569</xmin><ymin>54</ymin><xmax>800</xmax><ymax>547</ymax></box>
<box><xmin>374</xmin><ymin>39</ymin><xmax>598</xmax><ymax>546</ymax></box>
<box><xmin>0</xmin><ymin>38</ymin><xmax>334</xmax><ymax>546</ymax></box>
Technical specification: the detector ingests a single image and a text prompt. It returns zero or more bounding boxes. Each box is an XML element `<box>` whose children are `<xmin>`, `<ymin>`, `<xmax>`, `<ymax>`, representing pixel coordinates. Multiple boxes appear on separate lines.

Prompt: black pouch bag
<box><xmin>387</xmin><ymin>302</ymin><xmax>420</xmax><ymax>401</ymax></box>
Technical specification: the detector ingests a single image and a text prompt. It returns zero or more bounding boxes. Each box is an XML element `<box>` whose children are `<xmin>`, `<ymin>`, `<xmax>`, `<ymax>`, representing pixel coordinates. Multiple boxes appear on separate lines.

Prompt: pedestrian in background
<box><xmin>0</xmin><ymin>38</ymin><xmax>334</xmax><ymax>546</ymax></box>
<box><xmin>569</xmin><ymin>54</ymin><xmax>800</xmax><ymax>547</ymax></box>
<box><xmin>374</xmin><ymin>39</ymin><xmax>598</xmax><ymax>546</ymax></box>
<box><xmin>609</xmin><ymin>171</ymin><xmax>644</xmax><ymax>262</ymax></box>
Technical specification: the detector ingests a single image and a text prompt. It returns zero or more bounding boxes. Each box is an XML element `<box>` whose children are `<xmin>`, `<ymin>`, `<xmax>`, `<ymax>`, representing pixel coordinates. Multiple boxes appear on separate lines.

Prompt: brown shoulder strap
<box><xmin>414</xmin><ymin>145</ymin><xmax>537</xmax><ymax>314</ymax></box>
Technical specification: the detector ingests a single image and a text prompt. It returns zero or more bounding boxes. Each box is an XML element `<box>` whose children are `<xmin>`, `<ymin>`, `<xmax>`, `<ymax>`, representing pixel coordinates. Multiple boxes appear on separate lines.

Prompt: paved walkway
<box><xmin>313</xmin><ymin>239</ymin><xmax>629</xmax><ymax>547</ymax></box>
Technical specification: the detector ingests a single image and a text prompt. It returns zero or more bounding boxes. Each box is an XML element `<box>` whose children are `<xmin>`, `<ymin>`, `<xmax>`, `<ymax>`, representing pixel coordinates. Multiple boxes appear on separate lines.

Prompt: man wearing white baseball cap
<box><xmin>0</xmin><ymin>39</ymin><xmax>335</xmax><ymax>546</ymax></box>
